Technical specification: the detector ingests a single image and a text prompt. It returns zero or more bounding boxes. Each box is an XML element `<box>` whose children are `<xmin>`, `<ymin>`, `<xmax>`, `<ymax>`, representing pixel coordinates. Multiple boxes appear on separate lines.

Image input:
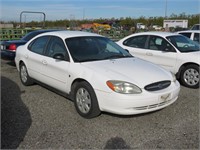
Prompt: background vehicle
<box><xmin>0</xmin><ymin>29</ymin><xmax>59</xmax><ymax>60</ymax></box>
<box><xmin>15</xmin><ymin>31</ymin><xmax>180</xmax><ymax>118</ymax></box>
<box><xmin>137</xmin><ymin>23</ymin><xmax>146</xmax><ymax>30</ymax></box>
<box><xmin>116</xmin><ymin>32</ymin><xmax>200</xmax><ymax>88</ymax></box>
<box><xmin>152</xmin><ymin>25</ymin><xmax>162</xmax><ymax>30</ymax></box>
<box><xmin>177</xmin><ymin>30</ymin><xmax>200</xmax><ymax>44</ymax></box>
<box><xmin>92</xmin><ymin>23</ymin><xmax>111</xmax><ymax>31</ymax></box>
<box><xmin>191</xmin><ymin>24</ymin><xmax>200</xmax><ymax>30</ymax></box>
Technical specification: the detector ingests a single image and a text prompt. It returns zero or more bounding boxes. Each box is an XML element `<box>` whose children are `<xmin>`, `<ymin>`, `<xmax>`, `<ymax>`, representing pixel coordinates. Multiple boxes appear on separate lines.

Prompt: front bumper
<box><xmin>95</xmin><ymin>81</ymin><xmax>180</xmax><ymax>115</ymax></box>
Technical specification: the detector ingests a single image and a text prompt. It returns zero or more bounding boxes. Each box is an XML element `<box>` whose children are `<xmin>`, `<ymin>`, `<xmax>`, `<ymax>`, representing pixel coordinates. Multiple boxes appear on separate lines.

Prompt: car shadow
<box><xmin>104</xmin><ymin>136</ymin><xmax>131</xmax><ymax>149</ymax></box>
<box><xmin>1</xmin><ymin>76</ymin><xmax>32</xmax><ymax>149</ymax></box>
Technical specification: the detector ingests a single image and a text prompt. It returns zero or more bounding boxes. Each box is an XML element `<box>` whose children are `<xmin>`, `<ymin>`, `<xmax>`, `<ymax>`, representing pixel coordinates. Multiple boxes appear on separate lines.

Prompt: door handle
<box><xmin>146</xmin><ymin>52</ymin><xmax>153</xmax><ymax>56</ymax></box>
<box><xmin>42</xmin><ymin>60</ymin><xmax>48</xmax><ymax>65</ymax></box>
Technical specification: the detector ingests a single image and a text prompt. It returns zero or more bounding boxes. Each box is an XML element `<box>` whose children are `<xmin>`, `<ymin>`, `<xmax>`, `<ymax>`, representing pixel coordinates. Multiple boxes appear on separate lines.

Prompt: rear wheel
<box><xmin>20</xmin><ymin>63</ymin><xmax>33</xmax><ymax>86</ymax></box>
<box><xmin>73</xmin><ymin>81</ymin><xmax>101</xmax><ymax>119</ymax></box>
<box><xmin>180</xmin><ymin>64</ymin><xmax>199</xmax><ymax>88</ymax></box>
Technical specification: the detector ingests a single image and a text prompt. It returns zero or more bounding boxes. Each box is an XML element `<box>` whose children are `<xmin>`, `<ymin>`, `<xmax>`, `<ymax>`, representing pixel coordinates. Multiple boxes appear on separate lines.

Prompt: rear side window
<box><xmin>28</xmin><ymin>36</ymin><xmax>49</xmax><ymax>54</ymax></box>
<box><xmin>123</xmin><ymin>35</ymin><xmax>147</xmax><ymax>49</ymax></box>
<box><xmin>148</xmin><ymin>35</ymin><xmax>174</xmax><ymax>52</ymax></box>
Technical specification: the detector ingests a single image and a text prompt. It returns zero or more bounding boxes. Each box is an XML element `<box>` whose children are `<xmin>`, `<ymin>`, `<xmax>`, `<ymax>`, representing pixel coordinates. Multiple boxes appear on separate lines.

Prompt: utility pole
<box><xmin>165</xmin><ymin>0</ymin><xmax>168</xmax><ymax>19</ymax></box>
<box><xmin>83</xmin><ymin>8</ymin><xmax>85</xmax><ymax>20</ymax></box>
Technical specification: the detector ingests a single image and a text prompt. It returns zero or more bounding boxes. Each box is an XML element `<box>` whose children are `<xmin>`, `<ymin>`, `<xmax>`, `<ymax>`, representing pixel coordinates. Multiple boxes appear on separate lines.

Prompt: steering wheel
<box><xmin>183</xmin><ymin>44</ymin><xmax>189</xmax><ymax>48</ymax></box>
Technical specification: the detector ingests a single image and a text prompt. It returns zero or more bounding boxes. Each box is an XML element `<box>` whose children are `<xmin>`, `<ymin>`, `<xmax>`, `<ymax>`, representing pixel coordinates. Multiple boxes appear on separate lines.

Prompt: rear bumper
<box><xmin>1</xmin><ymin>50</ymin><xmax>15</xmax><ymax>60</ymax></box>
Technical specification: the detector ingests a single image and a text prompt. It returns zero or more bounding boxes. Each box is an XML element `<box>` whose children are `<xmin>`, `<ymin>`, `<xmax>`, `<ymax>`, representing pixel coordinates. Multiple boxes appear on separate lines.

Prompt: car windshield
<box><xmin>166</xmin><ymin>35</ymin><xmax>200</xmax><ymax>52</ymax></box>
<box><xmin>65</xmin><ymin>36</ymin><xmax>133</xmax><ymax>62</ymax></box>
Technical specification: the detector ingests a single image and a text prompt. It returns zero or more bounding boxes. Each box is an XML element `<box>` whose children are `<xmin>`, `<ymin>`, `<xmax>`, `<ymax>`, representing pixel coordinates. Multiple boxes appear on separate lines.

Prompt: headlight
<box><xmin>170</xmin><ymin>72</ymin><xmax>176</xmax><ymax>82</ymax></box>
<box><xmin>106</xmin><ymin>80</ymin><xmax>142</xmax><ymax>94</ymax></box>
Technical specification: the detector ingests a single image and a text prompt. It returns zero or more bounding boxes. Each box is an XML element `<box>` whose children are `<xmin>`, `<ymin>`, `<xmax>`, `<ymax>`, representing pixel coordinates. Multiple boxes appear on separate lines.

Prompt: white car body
<box><xmin>116</xmin><ymin>32</ymin><xmax>200</xmax><ymax>88</ymax></box>
<box><xmin>15</xmin><ymin>31</ymin><xmax>180</xmax><ymax>118</ymax></box>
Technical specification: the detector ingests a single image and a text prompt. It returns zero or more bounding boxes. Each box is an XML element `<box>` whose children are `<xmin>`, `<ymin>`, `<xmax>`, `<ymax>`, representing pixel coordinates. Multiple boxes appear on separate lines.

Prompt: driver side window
<box><xmin>148</xmin><ymin>36</ymin><xmax>174</xmax><ymax>52</ymax></box>
<box><xmin>46</xmin><ymin>36</ymin><xmax>68</xmax><ymax>59</ymax></box>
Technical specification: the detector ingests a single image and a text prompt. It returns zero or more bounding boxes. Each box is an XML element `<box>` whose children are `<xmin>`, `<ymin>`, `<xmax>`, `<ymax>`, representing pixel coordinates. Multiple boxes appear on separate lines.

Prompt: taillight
<box><xmin>8</xmin><ymin>44</ymin><xmax>17</xmax><ymax>51</ymax></box>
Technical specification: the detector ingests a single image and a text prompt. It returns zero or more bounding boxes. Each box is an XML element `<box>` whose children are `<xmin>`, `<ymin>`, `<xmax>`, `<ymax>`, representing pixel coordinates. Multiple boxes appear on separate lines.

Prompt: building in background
<box><xmin>163</xmin><ymin>20</ymin><xmax>188</xmax><ymax>29</ymax></box>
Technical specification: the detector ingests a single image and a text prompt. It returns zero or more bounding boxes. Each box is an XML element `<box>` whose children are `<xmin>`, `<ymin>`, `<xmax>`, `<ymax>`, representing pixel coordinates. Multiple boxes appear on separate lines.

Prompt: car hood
<box><xmin>81</xmin><ymin>58</ymin><xmax>172</xmax><ymax>88</ymax></box>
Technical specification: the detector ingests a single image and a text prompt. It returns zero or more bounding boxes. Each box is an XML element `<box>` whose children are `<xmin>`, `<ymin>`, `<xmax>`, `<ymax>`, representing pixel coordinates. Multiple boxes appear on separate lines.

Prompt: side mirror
<box><xmin>162</xmin><ymin>47</ymin><xmax>175</xmax><ymax>52</ymax></box>
<box><xmin>124</xmin><ymin>49</ymin><xmax>130</xmax><ymax>53</ymax></box>
<box><xmin>162</xmin><ymin>47</ymin><xmax>170</xmax><ymax>52</ymax></box>
<box><xmin>53</xmin><ymin>53</ymin><xmax>65</xmax><ymax>60</ymax></box>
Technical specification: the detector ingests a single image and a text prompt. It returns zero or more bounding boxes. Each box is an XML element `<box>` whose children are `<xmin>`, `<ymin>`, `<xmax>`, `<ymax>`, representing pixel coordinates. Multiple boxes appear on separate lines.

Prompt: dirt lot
<box><xmin>1</xmin><ymin>58</ymin><xmax>199</xmax><ymax>149</ymax></box>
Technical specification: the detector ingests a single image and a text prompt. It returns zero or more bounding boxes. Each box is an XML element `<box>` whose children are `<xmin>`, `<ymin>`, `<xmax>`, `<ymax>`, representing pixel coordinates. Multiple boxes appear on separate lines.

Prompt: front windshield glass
<box><xmin>65</xmin><ymin>36</ymin><xmax>132</xmax><ymax>62</ymax></box>
<box><xmin>166</xmin><ymin>35</ymin><xmax>200</xmax><ymax>52</ymax></box>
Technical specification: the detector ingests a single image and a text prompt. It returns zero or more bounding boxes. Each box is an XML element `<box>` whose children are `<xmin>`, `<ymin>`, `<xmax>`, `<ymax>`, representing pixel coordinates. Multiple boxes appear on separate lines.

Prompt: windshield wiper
<box><xmin>80</xmin><ymin>58</ymin><xmax>102</xmax><ymax>62</ymax></box>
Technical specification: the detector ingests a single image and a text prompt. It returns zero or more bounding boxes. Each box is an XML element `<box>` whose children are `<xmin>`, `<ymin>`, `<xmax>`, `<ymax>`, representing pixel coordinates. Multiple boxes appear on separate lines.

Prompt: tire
<box><xmin>180</xmin><ymin>64</ymin><xmax>199</xmax><ymax>89</ymax></box>
<box><xmin>73</xmin><ymin>81</ymin><xmax>101</xmax><ymax>119</ymax></box>
<box><xmin>19</xmin><ymin>63</ymin><xmax>33</xmax><ymax>86</ymax></box>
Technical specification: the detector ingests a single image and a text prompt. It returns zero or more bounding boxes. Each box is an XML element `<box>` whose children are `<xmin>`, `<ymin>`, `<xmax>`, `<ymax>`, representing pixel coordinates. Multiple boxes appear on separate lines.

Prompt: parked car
<box><xmin>177</xmin><ymin>30</ymin><xmax>200</xmax><ymax>44</ymax></box>
<box><xmin>137</xmin><ymin>23</ymin><xmax>146</xmax><ymax>30</ymax></box>
<box><xmin>1</xmin><ymin>29</ymin><xmax>59</xmax><ymax>60</ymax></box>
<box><xmin>116</xmin><ymin>32</ymin><xmax>200</xmax><ymax>88</ymax></box>
<box><xmin>15</xmin><ymin>31</ymin><xmax>180</xmax><ymax>118</ymax></box>
<box><xmin>191</xmin><ymin>24</ymin><xmax>200</xmax><ymax>30</ymax></box>
<box><xmin>152</xmin><ymin>25</ymin><xmax>162</xmax><ymax>30</ymax></box>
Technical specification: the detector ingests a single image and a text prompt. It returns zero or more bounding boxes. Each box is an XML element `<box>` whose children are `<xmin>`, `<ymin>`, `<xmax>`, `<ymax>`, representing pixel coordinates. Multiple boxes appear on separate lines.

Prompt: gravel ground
<box><xmin>1</xmin><ymin>58</ymin><xmax>199</xmax><ymax>149</ymax></box>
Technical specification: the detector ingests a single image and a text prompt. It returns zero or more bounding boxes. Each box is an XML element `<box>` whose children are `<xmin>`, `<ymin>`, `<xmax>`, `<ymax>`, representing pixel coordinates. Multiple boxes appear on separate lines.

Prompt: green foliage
<box><xmin>2</xmin><ymin>13</ymin><xmax>199</xmax><ymax>29</ymax></box>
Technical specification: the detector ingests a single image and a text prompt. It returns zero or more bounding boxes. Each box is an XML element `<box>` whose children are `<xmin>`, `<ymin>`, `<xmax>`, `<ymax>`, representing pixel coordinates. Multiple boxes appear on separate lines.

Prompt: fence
<box><xmin>0</xmin><ymin>28</ymin><xmax>132</xmax><ymax>41</ymax></box>
<box><xmin>0</xmin><ymin>28</ymin><xmax>36</xmax><ymax>41</ymax></box>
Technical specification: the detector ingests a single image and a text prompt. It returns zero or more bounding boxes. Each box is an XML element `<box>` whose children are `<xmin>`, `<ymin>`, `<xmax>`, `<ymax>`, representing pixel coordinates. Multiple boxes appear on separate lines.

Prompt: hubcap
<box><xmin>76</xmin><ymin>88</ymin><xmax>91</xmax><ymax>114</ymax></box>
<box><xmin>183</xmin><ymin>68</ymin><xmax>199</xmax><ymax>86</ymax></box>
<box><xmin>21</xmin><ymin>65</ymin><xmax>28</xmax><ymax>83</ymax></box>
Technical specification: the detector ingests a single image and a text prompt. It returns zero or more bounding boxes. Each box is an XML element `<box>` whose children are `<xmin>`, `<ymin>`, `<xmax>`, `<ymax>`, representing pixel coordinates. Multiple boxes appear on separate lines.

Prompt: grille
<box><xmin>145</xmin><ymin>80</ymin><xmax>171</xmax><ymax>91</ymax></box>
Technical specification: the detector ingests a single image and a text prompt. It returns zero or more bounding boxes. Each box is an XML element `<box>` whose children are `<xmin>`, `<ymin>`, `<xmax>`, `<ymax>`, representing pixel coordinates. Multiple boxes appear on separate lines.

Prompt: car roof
<box><xmin>38</xmin><ymin>30</ymin><xmax>103</xmax><ymax>39</ymax></box>
<box><xmin>125</xmin><ymin>31</ymin><xmax>179</xmax><ymax>38</ymax></box>
<box><xmin>177</xmin><ymin>30</ymin><xmax>200</xmax><ymax>33</ymax></box>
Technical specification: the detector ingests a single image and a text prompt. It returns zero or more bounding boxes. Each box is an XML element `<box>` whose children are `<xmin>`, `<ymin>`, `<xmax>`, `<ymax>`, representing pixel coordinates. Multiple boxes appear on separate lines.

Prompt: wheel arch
<box><xmin>19</xmin><ymin>60</ymin><xmax>25</xmax><ymax>66</ymax></box>
<box><xmin>70</xmin><ymin>78</ymin><xmax>93</xmax><ymax>101</ymax></box>
<box><xmin>176</xmin><ymin>62</ymin><xmax>199</xmax><ymax>79</ymax></box>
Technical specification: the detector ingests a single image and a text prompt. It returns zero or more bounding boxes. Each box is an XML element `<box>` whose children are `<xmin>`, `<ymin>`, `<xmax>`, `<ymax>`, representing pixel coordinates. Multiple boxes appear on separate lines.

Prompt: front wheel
<box><xmin>73</xmin><ymin>81</ymin><xmax>101</xmax><ymax>119</ymax></box>
<box><xmin>180</xmin><ymin>65</ymin><xmax>199</xmax><ymax>89</ymax></box>
<box><xmin>19</xmin><ymin>63</ymin><xmax>33</xmax><ymax>86</ymax></box>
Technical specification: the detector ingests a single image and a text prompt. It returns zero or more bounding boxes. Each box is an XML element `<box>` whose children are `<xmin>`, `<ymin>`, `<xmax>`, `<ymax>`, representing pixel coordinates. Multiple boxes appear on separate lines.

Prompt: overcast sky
<box><xmin>0</xmin><ymin>0</ymin><xmax>199</xmax><ymax>22</ymax></box>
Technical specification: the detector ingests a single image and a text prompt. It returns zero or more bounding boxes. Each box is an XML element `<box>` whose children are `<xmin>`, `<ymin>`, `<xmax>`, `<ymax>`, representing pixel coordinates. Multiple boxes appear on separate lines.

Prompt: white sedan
<box><xmin>117</xmin><ymin>32</ymin><xmax>200</xmax><ymax>89</ymax></box>
<box><xmin>15</xmin><ymin>31</ymin><xmax>180</xmax><ymax>118</ymax></box>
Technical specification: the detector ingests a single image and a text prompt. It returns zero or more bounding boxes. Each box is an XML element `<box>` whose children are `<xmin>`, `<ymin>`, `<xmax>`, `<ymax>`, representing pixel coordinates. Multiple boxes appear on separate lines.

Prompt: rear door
<box><xmin>121</xmin><ymin>35</ymin><xmax>148</xmax><ymax>59</ymax></box>
<box><xmin>41</xmin><ymin>36</ymin><xmax>71</xmax><ymax>93</ymax></box>
<box><xmin>27</xmin><ymin>36</ymin><xmax>50</xmax><ymax>80</ymax></box>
